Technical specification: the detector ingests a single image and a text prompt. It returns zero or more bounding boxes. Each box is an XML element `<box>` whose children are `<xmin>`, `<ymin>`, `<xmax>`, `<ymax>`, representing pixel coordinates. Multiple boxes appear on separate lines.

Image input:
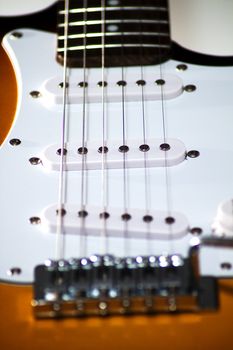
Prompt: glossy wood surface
<box><xmin>0</xmin><ymin>43</ymin><xmax>17</xmax><ymax>145</ymax></box>
<box><xmin>0</xmin><ymin>281</ymin><xmax>233</xmax><ymax>350</ymax></box>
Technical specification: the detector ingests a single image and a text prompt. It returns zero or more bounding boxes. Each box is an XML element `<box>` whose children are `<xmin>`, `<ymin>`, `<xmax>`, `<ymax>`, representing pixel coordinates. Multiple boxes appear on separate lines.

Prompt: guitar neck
<box><xmin>56</xmin><ymin>0</ymin><xmax>171</xmax><ymax>67</ymax></box>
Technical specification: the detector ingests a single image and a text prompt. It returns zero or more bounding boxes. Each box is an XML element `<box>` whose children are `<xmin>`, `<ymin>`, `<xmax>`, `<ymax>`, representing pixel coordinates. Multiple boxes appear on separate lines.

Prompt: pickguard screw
<box><xmin>29</xmin><ymin>217</ymin><xmax>41</xmax><ymax>225</ymax></box>
<box><xmin>9</xmin><ymin>138</ymin><xmax>21</xmax><ymax>146</ymax></box>
<box><xmin>7</xmin><ymin>267</ymin><xmax>22</xmax><ymax>276</ymax></box>
<box><xmin>30</xmin><ymin>91</ymin><xmax>41</xmax><ymax>98</ymax></box>
<box><xmin>29</xmin><ymin>157</ymin><xmax>41</xmax><ymax>165</ymax></box>
<box><xmin>184</xmin><ymin>84</ymin><xmax>196</xmax><ymax>92</ymax></box>
<box><xmin>176</xmin><ymin>64</ymin><xmax>188</xmax><ymax>71</ymax></box>
<box><xmin>190</xmin><ymin>227</ymin><xmax>203</xmax><ymax>235</ymax></box>
<box><xmin>10</xmin><ymin>32</ymin><xmax>23</xmax><ymax>39</ymax></box>
<box><xmin>187</xmin><ymin>150</ymin><xmax>200</xmax><ymax>158</ymax></box>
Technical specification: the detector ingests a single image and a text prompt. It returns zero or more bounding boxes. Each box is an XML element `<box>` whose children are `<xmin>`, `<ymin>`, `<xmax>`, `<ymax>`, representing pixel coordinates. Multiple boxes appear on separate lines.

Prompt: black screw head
<box><xmin>121</xmin><ymin>213</ymin><xmax>132</xmax><ymax>221</ymax></box>
<box><xmin>117</xmin><ymin>80</ymin><xmax>127</xmax><ymax>87</ymax></box>
<box><xmin>29</xmin><ymin>157</ymin><xmax>41</xmax><ymax>165</ymax></box>
<box><xmin>11</xmin><ymin>32</ymin><xmax>23</xmax><ymax>39</ymax></box>
<box><xmin>139</xmin><ymin>144</ymin><xmax>150</xmax><ymax>152</ymax></box>
<box><xmin>187</xmin><ymin>150</ymin><xmax>200</xmax><ymax>158</ymax></box>
<box><xmin>57</xmin><ymin>148</ymin><xmax>68</xmax><ymax>156</ymax></box>
<box><xmin>29</xmin><ymin>217</ymin><xmax>41</xmax><ymax>225</ymax></box>
<box><xmin>190</xmin><ymin>227</ymin><xmax>203</xmax><ymax>235</ymax></box>
<box><xmin>30</xmin><ymin>90</ymin><xmax>41</xmax><ymax>98</ymax></box>
<box><xmin>160</xmin><ymin>143</ymin><xmax>170</xmax><ymax>151</ymax></box>
<box><xmin>143</xmin><ymin>215</ymin><xmax>153</xmax><ymax>223</ymax></box>
<box><xmin>78</xmin><ymin>210</ymin><xmax>88</xmax><ymax>218</ymax></box>
<box><xmin>99</xmin><ymin>212</ymin><xmax>110</xmax><ymax>219</ymax></box>
<box><xmin>59</xmin><ymin>82</ymin><xmax>69</xmax><ymax>88</ymax></box>
<box><xmin>97</xmin><ymin>81</ymin><xmax>108</xmax><ymax>87</ymax></box>
<box><xmin>165</xmin><ymin>216</ymin><xmax>175</xmax><ymax>224</ymax></box>
<box><xmin>176</xmin><ymin>64</ymin><xmax>188</xmax><ymax>71</ymax></box>
<box><xmin>155</xmin><ymin>79</ymin><xmax>165</xmax><ymax>86</ymax></box>
<box><xmin>56</xmin><ymin>208</ymin><xmax>67</xmax><ymax>217</ymax></box>
<box><xmin>78</xmin><ymin>147</ymin><xmax>88</xmax><ymax>155</ymax></box>
<box><xmin>9</xmin><ymin>138</ymin><xmax>21</xmax><ymax>146</ymax></box>
<box><xmin>221</xmin><ymin>262</ymin><xmax>232</xmax><ymax>270</ymax></box>
<box><xmin>136</xmin><ymin>80</ymin><xmax>146</xmax><ymax>86</ymax></box>
<box><xmin>98</xmin><ymin>146</ymin><xmax>109</xmax><ymax>154</ymax></box>
<box><xmin>184</xmin><ymin>84</ymin><xmax>196</xmax><ymax>92</ymax></box>
<box><xmin>119</xmin><ymin>145</ymin><xmax>129</xmax><ymax>153</ymax></box>
<box><xmin>7</xmin><ymin>267</ymin><xmax>22</xmax><ymax>276</ymax></box>
<box><xmin>78</xmin><ymin>81</ymin><xmax>88</xmax><ymax>88</ymax></box>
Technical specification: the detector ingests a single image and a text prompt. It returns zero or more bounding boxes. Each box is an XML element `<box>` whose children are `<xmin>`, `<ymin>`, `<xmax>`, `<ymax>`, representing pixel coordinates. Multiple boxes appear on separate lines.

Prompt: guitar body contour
<box><xmin>1</xmin><ymin>2</ymin><xmax>233</xmax><ymax>349</ymax></box>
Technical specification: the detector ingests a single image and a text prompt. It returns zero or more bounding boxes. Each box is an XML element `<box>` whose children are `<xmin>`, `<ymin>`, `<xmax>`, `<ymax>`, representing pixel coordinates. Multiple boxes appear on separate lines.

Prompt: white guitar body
<box><xmin>1</xmin><ymin>29</ymin><xmax>233</xmax><ymax>284</ymax></box>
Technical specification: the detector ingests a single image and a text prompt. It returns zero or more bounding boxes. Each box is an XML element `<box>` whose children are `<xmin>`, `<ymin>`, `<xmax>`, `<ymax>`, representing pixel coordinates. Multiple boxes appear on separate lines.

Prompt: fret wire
<box><xmin>58</xmin><ymin>32</ymin><xmax>169</xmax><ymax>39</ymax></box>
<box><xmin>57</xmin><ymin>43</ymin><xmax>170</xmax><ymax>52</ymax></box>
<box><xmin>58</xmin><ymin>19</ymin><xmax>168</xmax><ymax>27</ymax></box>
<box><xmin>59</xmin><ymin>6</ymin><xmax>168</xmax><ymax>14</ymax></box>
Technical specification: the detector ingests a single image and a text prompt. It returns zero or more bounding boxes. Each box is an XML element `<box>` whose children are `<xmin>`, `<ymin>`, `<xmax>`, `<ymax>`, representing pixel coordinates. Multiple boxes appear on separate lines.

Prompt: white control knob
<box><xmin>212</xmin><ymin>199</ymin><xmax>233</xmax><ymax>236</ymax></box>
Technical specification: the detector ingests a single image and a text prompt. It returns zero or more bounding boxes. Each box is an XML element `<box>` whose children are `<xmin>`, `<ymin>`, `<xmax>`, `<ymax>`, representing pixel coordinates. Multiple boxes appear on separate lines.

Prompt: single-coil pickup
<box><xmin>41</xmin><ymin>138</ymin><xmax>186</xmax><ymax>171</ymax></box>
<box><xmin>41</xmin><ymin>74</ymin><xmax>183</xmax><ymax>105</ymax></box>
<box><xmin>41</xmin><ymin>205</ymin><xmax>189</xmax><ymax>240</ymax></box>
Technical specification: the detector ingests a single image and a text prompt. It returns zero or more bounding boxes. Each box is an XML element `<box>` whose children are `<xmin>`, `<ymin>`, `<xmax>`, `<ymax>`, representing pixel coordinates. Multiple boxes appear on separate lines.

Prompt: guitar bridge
<box><xmin>32</xmin><ymin>254</ymin><xmax>218</xmax><ymax>318</ymax></box>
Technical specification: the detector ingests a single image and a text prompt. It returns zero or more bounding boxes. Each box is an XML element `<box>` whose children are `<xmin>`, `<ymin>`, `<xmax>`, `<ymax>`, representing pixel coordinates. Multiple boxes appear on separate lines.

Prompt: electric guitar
<box><xmin>1</xmin><ymin>1</ymin><xmax>233</xmax><ymax>349</ymax></box>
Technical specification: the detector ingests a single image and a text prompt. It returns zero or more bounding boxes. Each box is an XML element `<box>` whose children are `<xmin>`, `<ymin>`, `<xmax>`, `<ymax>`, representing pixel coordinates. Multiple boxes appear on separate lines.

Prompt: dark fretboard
<box><xmin>57</xmin><ymin>0</ymin><xmax>171</xmax><ymax>68</ymax></box>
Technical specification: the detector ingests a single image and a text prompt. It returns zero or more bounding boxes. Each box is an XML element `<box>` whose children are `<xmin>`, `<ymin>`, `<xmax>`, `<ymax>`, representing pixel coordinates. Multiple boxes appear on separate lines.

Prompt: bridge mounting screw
<box><xmin>30</xmin><ymin>91</ymin><xmax>41</xmax><ymax>98</ymax></box>
<box><xmin>176</xmin><ymin>64</ymin><xmax>188</xmax><ymax>71</ymax></box>
<box><xmin>10</xmin><ymin>32</ymin><xmax>23</xmax><ymax>39</ymax></box>
<box><xmin>29</xmin><ymin>157</ymin><xmax>41</xmax><ymax>165</ymax></box>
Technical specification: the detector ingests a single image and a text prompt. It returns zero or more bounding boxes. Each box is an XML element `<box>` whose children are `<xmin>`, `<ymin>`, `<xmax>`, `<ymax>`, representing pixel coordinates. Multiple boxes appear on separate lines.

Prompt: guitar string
<box><xmin>55</xmin><ymin>0</ymin><xmax>70</xmax><ymax>261</ymax></box>
<box><xmin>119</xmin><ymin>4</ymin><xmax>130</xmax><ymax>258</ymax></box>
<box><xmin>157</xmin><ymin>0</ymin><xmax>174</xmax><ymax>249</ymax></box>
<box><xmin>79</xmin><ymin>0</ymin><xmax>88</xmax><ymax>258</ymax></box>
<box><xmin>100</xmin><ymin>0</ymin><xmax>109</xmax><ymax>254</ymax></box>
<box><xmin>138</xmin><ymin>1</ymin><xmax>152</xmax><ymax>255</ymax></box>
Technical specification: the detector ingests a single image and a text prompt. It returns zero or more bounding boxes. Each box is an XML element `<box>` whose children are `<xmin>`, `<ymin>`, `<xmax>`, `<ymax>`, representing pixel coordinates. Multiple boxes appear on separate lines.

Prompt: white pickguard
<box><xmin>1</xmin><ymin>29</ymin><xmax>233</xmax><ymax>283</ymax></box>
